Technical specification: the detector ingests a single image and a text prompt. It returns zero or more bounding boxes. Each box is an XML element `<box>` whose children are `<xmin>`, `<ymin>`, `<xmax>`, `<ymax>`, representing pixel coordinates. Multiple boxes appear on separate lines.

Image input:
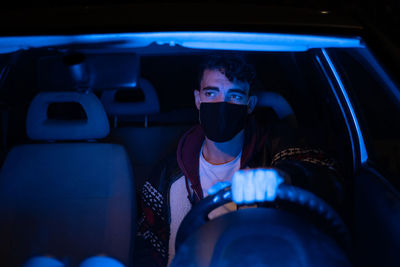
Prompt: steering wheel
<box><xmin>175</xmin><ymin>184</ymin><xmax>350</xmax><ymax>253</ymax></box>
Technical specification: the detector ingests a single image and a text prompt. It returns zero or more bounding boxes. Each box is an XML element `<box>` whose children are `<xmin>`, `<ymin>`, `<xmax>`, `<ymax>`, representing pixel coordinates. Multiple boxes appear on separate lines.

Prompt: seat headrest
<box><xmin>256</xmin><ymin>91</ymin><xmax>294</xmax><ymax>119</ymax></box>
<box><xmin>100</xmin><ymin>78</ymin><xmax>160</xmax><ymax>116</ymax></box>
<box><xmin>26</xmin><ymin>92</ymin><xmax>110</xmax><ymax>141</ymax></box>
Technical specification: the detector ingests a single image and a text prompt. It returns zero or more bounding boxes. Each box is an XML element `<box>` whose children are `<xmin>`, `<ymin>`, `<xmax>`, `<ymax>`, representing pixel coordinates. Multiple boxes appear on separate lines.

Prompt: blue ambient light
<box><xmin>0</xmin><ymin>32</ymin><xmax>363</xmax><ymax>53</ymax></box>
<box><xmin>80</xmin><ymin>256</ymin><xmax>125</xmax><ymax>267</ymax></box>
<box><xmin>23</xmin><ymin>256</ymin><xmax>64</xmax><ymax>267</ymax></box>
<box><xmin>315</xmin><ymin>54</ymin><xmax>357</xmax><ymax>169</ymax></box>
<box><xmin>321</xmin><ymin>49</ymin><xmax>368</xmax><ymax>164</ymax></box>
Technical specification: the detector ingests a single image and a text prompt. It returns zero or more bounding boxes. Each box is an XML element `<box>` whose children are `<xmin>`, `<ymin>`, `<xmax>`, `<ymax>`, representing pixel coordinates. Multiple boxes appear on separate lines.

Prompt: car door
<box><xmin>319</xmin><ymin>47</ymin><xmax>400</xmax><ymax>266</ymax></box>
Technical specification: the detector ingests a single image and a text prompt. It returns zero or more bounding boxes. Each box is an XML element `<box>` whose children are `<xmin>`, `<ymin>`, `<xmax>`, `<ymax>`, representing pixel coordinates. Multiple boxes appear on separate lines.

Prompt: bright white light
<box><xmin>231</xmin><ymin>169</ymin><xmax>284</xmax><ymax>204</ymax></box>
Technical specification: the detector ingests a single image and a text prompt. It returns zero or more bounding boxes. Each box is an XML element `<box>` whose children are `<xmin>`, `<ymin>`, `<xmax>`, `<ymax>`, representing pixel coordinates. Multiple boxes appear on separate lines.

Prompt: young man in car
<box><xmin>134</xmin><ymin>54</ymin><xmax>345</xmax><ymax>267</ymax></box>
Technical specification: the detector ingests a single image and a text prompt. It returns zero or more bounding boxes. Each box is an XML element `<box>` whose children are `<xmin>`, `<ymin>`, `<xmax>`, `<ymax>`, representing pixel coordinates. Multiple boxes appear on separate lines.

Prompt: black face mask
<box><xmin>200</xmin><ymin>102</ymin><xmax>248</xmax><ymax>143</ymax></box>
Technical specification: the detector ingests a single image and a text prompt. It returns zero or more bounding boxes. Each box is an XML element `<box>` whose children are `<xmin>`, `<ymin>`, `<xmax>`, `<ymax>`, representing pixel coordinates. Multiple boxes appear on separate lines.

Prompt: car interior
<box><xmin>0</xmin><ymin>32</ymin><xmax>397</xmax><ymax>266</ymax></box>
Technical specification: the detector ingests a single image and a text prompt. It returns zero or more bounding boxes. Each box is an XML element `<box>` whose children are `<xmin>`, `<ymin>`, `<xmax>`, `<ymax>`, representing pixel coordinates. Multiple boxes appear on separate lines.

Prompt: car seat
<box><xmin>101</xmin><ymin>78</ymin><xmax>195</xmax><ymax>190</ymax></box>
<box><xmin>254</xmin><ymin>91</ymin><xmax>297</xmax><ymax>128</ymax></box>
<box><xmin>0</xmin><ymin>92</ymin><xmax>135</xmax><ymax>266</ymax></box>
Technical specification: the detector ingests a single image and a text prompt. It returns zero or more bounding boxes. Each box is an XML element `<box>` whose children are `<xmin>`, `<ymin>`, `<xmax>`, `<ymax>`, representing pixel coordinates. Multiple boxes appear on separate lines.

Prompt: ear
<box><xmin>247</xmin><ymin>95</ymin><xmax>257</xmax><ymax>114</ymax></box>
<box><xmin>194</xmin><ymin>89</ymin><xmax>201</xmax><ymax>110</ymax></box>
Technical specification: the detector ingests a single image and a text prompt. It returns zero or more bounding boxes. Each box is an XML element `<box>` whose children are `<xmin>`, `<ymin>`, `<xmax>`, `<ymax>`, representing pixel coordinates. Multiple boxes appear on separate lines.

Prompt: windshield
<box><xmin>0</xmin><ymin>31</ymin><xmax>398</xmax><ymax>267</ymax></box>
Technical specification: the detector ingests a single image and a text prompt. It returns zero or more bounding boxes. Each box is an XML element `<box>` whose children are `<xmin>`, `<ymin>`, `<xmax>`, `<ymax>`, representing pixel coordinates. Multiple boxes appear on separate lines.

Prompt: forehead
<box><xmin>200</xmin><ymin>69</ymin><xmax>249</xmax><ymax>92</ymax></box>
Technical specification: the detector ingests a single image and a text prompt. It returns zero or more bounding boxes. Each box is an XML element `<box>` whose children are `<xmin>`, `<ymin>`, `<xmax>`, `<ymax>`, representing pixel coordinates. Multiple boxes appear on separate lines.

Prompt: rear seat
<box><xmin>254</xmin><ymin>91</ymin><xmax>297</xmax><ymax>128</ymax></box>
<box><xmin>0</xmin><ymin>92</ymin><xmax>135</xmax><ymax>266</ymax></box>
<box><xmin>101</xmin><ymin>78</ymin><xmax>196</xmax><ymax>190</ymax></box>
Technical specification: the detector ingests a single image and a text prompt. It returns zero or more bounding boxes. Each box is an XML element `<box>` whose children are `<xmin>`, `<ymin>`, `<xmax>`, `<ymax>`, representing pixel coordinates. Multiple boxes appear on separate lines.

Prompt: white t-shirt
<box><xmin>168</xmin><ymin>144</ymin><xmax>241</xmax><ymax>265</ymax></box>
<box><xmin>199</xmin><ymin>147</ymin><xmax>240</xmax><ymax>219</ymax></box>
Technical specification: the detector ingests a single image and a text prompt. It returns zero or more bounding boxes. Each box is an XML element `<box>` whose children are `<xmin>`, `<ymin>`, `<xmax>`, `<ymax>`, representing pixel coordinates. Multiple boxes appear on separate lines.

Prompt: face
<box><xmin>195</xmin><ymin>69</ymin><xmax>257</xmax><ymax>113</ymax></box>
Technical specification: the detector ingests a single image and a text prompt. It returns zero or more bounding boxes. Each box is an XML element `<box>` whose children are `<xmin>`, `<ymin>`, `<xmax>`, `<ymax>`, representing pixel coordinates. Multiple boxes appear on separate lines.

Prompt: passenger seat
<box><xmin>0</xmin><ymin>92</ymin><xmax>135</xmax><ymax>266</ymax></box>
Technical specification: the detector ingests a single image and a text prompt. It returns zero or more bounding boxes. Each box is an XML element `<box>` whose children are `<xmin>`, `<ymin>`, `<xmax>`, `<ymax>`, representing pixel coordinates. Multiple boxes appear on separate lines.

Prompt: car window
<box><xmin>0</xmin><ymin>42</ymin><xmax>361</xmax><ymax>266</ymax></box>
<box><xmin>328</xmin><ymin>48</ymin><xmax>400</xmax><ymax>189</ymax></box>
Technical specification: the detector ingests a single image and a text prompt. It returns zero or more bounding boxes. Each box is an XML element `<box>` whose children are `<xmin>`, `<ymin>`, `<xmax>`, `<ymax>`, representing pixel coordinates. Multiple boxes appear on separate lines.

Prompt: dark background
<box><xmin>1</xmin><ymin>1</ymin><xmax>398</xmax><ymax>53</ymax></box>
<box><xmin>2</xmin><ymin>1</ymin><xmax>399</xmax><ymax>46</ymax></box>
<box><xmin>4</xmin><ymin>1</ymin><xmax>399</xmax><ymax>43</ymax></box>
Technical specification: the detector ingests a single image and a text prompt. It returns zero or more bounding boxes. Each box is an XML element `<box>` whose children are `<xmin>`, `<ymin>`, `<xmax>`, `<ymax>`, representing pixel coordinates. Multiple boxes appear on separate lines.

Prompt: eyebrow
<box><xmin>228</xmin><ymin>88</ymin><xmax>247</xmax><ymax>95</ymax></box>
<box><xmin>202</xmin><ymin>86</ymin><xmax>219</xmax><ymax>91</ymax></box>
<box><xmin>202</xmin><ymin>86</ymin><xmax>247</xmax><ymax>95</ymax></box>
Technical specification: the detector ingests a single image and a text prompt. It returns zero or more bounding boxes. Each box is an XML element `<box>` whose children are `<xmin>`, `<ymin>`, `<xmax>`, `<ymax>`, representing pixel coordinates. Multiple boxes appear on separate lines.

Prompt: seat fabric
<box><xmin>0</xmin><ymin>143</ymin><xmax>135</xmax><ymax>266</ymax></box>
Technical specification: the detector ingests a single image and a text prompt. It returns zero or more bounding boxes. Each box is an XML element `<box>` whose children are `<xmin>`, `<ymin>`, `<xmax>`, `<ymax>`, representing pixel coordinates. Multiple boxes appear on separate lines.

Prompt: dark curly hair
<box><xmin>198</xmin><ymin>54</ymin><xmax>256</xmax><ymax>95</ymax></box>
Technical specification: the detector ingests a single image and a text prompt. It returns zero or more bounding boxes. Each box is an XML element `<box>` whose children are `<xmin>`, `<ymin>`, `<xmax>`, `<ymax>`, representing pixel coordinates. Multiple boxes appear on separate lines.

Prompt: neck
<box><xmin>202</xmin><ymin>130</ymin><xmax>244</xmax><ymax>165</ymax></box>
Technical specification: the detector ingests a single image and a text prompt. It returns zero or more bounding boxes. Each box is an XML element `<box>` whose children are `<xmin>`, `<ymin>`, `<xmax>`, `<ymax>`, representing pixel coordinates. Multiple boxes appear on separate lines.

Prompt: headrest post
<box><xmin>144</xmin><ymin>115</ymin><xmax>148</xmax><ymax>128</ymax></box>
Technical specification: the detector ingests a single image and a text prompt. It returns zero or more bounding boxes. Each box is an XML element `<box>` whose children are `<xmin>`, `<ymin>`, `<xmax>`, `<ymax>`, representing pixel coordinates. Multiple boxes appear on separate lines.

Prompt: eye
<box><xmin>230</xmin><ymin>94</ymin><xmax>244</xmax><ymax>102</ymax></box>
<box><xmin>204</xmin><ymin>91</ymin><xmax>216</xmax><ymax>98</ymax></box>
